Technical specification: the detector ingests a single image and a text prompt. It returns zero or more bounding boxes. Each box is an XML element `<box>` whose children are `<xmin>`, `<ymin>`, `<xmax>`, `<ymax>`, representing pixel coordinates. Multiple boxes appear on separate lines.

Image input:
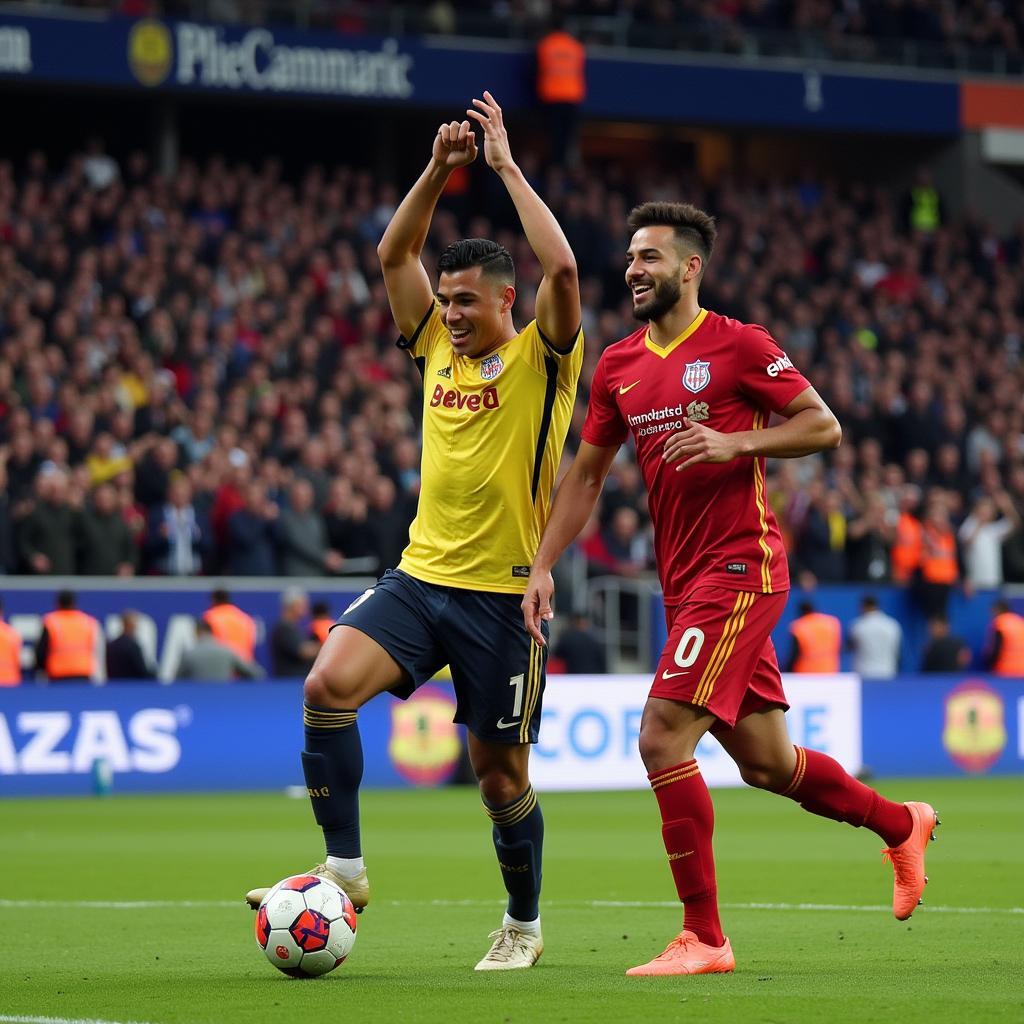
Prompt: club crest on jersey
<box><xmin>686</xmin><ymin>400</ymin><xmax>710</xmax><ymax>422</ymax></box>
<box><xmin>480</xmin><ymin>354</ymin><xmax>504</xmax><ymax>381</ymax></box>
<box><xmin>437</xmin><ymin>365</ymin><xmax>452</xmax><ymax>378</ymax></box>
<box><xmin>682</xmin><ymin>359</ymin><xmax>711</xmax><ymax>394</ymax></box>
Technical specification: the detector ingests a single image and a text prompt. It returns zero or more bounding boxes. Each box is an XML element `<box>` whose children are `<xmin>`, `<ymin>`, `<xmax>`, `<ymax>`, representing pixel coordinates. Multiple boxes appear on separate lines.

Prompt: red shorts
<box><xmin>651</xmin><ymin>585</ymin><xmax>789</xmax><ymax>728</ymax></box>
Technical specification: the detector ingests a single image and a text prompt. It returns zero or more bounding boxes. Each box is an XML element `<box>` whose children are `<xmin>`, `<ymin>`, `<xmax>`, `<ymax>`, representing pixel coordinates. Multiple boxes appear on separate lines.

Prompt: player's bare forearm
<box><xmin>499</xmin><ymin>165</ymin><xmax>576</xmax><ymax>283</ymax></box>
<box><xmin>733</xmin><ymin>407</ymin><xmax>842</xmax><ymax>459</ymax></box>
<box><xmin>377</xmin><ymin>160</ymin><xmax>451</xmax><ymax>266</ymax></box>
<box><xmin>664</xmin><ymin>388</ymin><xmax>841</xmax><ymax>469</ymax></box>
<box><xmin>533</xmin><ymin>445</ymin><xmax>616</xmax><ymax>572</ymax></box>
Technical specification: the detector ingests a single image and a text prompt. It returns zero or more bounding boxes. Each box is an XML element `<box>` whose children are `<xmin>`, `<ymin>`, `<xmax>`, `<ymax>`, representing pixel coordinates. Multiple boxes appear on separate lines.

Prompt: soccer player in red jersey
<box><xmin>522</xmin><ymin>202</ymin><xmax>938</xmax><ymax>976</ymax></box>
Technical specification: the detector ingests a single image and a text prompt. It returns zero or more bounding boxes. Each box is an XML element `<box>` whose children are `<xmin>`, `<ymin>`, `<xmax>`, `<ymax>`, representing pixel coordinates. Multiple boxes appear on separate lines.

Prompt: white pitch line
<box><xmin>1</xmin><ymin>897</ymin><xmax>1020</xmax><ymax>916</ymax></box>
<box><xmin>0</xmin><ymin>1016</ymin><xmax>155</xmax><ymax>1024</ymax></box>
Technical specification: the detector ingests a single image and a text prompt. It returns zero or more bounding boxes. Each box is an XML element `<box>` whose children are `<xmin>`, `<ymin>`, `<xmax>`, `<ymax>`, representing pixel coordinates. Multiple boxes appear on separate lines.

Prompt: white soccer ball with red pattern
<box><xmin>255</xmin><ymin>874</ymin><xmax>357</xmax><ymax>977</ymax></box>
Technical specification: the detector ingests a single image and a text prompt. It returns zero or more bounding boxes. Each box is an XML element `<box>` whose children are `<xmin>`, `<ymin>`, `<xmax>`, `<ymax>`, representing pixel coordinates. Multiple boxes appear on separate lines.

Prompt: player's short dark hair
<box><xmin>993</xmin><ymin>598</ymin><xmax>1010</xmax><ymax>615</ymax></box>
<box><xmin>311</xmin><ymin>601</ymin><xmax>330</xmax><ymax>618</ymax></box>
<box><xmin>798</xmin><ymin>600</ymin><xmax>815</xmax><ymax>617</ymax></box>
<box><xmin>57</xmin><ymin>589</ymin><xmax>76</xmax><ymax>610</ymax></box>
<box><xmin>627</xmin><ymin>202</ymin><xmax>717</xmax><ymax>272</ymax></box>
<box><xmin>211</xmin><ymin>588</ymin><xmax>230</xmax><ymax>606</ymax></box>
<box><xmin>437</xmin><ymin>238</ymin><xmax>515</xmax><ymax>287</ymax></box>
<box><xmin>861</xmin><ymin>594</ymin><xmax>879</xmax><ymax>611</ymax></box>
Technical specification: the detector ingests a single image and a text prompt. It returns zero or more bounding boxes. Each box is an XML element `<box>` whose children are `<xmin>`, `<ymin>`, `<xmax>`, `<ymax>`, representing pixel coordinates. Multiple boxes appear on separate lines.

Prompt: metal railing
<box><xmin>585</xmin><ymin>573</ymin><xmax>661</xmax><ymax>674</ymax></box>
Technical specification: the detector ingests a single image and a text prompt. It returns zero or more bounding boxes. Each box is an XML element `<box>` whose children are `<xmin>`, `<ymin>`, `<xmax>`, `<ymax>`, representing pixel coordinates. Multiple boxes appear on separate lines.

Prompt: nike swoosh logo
<box><xmin>661</xmin><ymin>669</ymin><xmax>691</xmax><ymax>679</ymax></box>
<box><xmin>496</xmin><ymin>718</ymin><xmax>521</xmax><ymax>729</ymax></box>
<box><xmin>619</xmin><ymin>380</ymin><xmax>642</xmax><ymax>394</ymax></box>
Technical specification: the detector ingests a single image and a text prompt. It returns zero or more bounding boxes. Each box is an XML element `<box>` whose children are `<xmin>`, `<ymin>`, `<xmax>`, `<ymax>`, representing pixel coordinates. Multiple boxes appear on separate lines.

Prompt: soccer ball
<box><xmin>255</xmin><ymin>874</ymin><xmax>357</xmax><ymax>978</ymax></box>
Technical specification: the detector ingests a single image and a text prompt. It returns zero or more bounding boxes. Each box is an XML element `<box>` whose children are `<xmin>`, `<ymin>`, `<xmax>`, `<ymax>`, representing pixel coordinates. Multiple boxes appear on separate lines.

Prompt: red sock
<box><xmin>780</xmin><ymin>746</ymin><xmax>912</xmax><ymax>848</ymax></box>
<box><xmin>648</xmin><ymin>760</ymin><xmax>724</xmax><ymax>947</ymax></box>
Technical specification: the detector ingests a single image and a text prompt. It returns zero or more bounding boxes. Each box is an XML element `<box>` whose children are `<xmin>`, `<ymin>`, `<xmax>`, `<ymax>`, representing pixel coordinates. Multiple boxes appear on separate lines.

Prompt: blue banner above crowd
<box><xmin>0</xmin><ymin>11</ymin><xmax>959</xmax><ymax>134</ymax></box>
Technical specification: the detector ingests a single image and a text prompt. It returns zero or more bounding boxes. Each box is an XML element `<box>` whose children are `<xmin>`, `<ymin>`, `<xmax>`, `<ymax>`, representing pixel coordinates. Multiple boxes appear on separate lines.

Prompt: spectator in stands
<box><xmin>309</xmin><ymin>601</ymin><xmax>334</xmax><ymax>645</ymax></box>
<box><xmin>787</xmin><ymin>600</ymin><xmax>841</xmax><ymax>673</ymax></box>
<box><xmin>914</xmin><ymin>495</ymin><xmax>959</xmax><ymax>618</ymax></box>
<box><xmin>845</xmin><ymin>492</ymin><xmax>893</xmax><ymax>582</ymax></box>
<box><xmin>278</xmin><ymin>478</ymin><xmax>344</xmax><ymax>577</ymax></box>
<box><xmin>323</xmin><ymin>479</ymin><xmax>376</xmax><ymax>567</ymax></box>
<box><xmin>794</xmin><ymin>482</ymin><xmax>847</xmax><ymax>584</ymax></box>
<box><xmin>365</xmin><ymin>475</ymin><xmax>413</xmax><ymax>573</ymax></box>
<box><xmin>176</xmin><ymin>618</ymin><xmax>265</xmax><ymax>682</ymax></box>
<box><xmin>270</xmin><ymin>587</ymin><xmax>321</xmax><ymax>677</ymax></box>
<box><xmin>105</xmin><ymin>609</ymin><xmax>155</xmax><ymax>681</ymax></box>
<box><xmin>0</xmin><ymin>598</ymin><xmax>23</xmax><ymax>686</ymax></box>
<box><xmin>226</xmin><ymin>479</ymin><xmax>280</xmax><ymax>576</ymax></box>
<box><xmin>17</xmin><ymin>467</ymin><xmax>77</xmax><ymax>575</ymax></box>
<box><xmin>847</xmin><ymin>595</ymin><xmax>902</xmax><ymax>679</ymax></box>
<box><xmin>145</xmin><ymin>473</ymin><xmax>208</xmax><ymax>576</ymax></box>
<box><xmin>203</xmin><ymin>588</ymin><xmax>257</xmax><ymax>663</ymax></box>
<box><xmin>920</xmin><ymin>615</ymin><xmax>971</xmax><ymax>673</ymax></box>
<box><xmin>77</xmin><ymin>482</ymin><xmax>136</xmax><ymax>576</ymax></box>
<box><xmin>35</xmin><ymin>589</ymin><xmax>100</xmax><ymax>683</ymax></box>
<box><xmin>984</xmin><ymin>599</ymin><xmax>1024</xmax><ymax>677</ymax></box>
<box><xmin>958</xmin><ymin>493</ymin><xmax>1018</xmax><ymax>591</ymax></box>
<box><xmin>552</xmin><ymin>613</ymin><xmax>606</xmax><ymax>675</ymax></box>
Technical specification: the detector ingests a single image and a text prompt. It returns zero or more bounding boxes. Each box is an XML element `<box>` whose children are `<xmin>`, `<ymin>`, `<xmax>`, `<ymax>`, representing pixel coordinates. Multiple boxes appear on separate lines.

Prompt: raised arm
<box><xmin>377</xmin><ymin>120</ymin><xmax>478</xmax><ymax>338</ymax></box>
<box><xmin>467</xmin><ymin>91</ymin><xmax>580</xmax><ymax>348</ymax></box>
<box><xmin>522</xmin><ymin>441</ymin><xmax>619</xmax><ymax>645</ymax></box>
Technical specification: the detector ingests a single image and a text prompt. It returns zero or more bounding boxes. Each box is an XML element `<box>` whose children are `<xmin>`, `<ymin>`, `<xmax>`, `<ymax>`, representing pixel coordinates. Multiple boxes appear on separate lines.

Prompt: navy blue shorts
<box><xmin>337</xmin><ymin>569</ymin><xmax>548</xmax><ymax>745</ymax></box>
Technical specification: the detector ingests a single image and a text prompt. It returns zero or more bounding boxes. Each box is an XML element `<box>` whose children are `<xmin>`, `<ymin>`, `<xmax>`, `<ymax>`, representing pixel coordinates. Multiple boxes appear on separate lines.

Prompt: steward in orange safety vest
<box><xmin>0</xmin><ymin>600</ymin><xmax>22</xmax><ymax>685</ymax></box>
<box><xmin>203</xmin><ymin>588</ymin><xmax>257</xmax><ymax>662</ymax></box>
<box><xmin>987</xmin><ymin>599</ymin><xmax>1024</xmax><ymax>676</ymax></box>
<box><xmin>788</xmin><ymin>600</ymin><xmax>842</xmax><ymax>673</ymax></box>
<box><xmin>37</xmin><ymin>590</ymin><xmax>99</xmax><ymax>681</ymax></box>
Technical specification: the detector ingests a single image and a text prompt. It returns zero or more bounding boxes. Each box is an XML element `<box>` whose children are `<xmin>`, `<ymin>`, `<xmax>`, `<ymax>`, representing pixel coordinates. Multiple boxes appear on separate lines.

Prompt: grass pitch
<box><xmin>1</xmin><ymin>777</ymin><xmax>1021</xmax><ymax>1024</ymax></box>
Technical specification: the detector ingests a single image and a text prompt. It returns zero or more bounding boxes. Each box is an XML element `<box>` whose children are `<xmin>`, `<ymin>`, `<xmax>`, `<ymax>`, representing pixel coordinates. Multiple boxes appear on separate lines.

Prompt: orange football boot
<box><xmin>882</xmin><ymin>801</ymin><xmax>939</xmax><ymax>920</ymax></box>
<box><xmin>626</xmin><ymin>930</ymin><xmax>735</xmax><ymax>976</ymax></box>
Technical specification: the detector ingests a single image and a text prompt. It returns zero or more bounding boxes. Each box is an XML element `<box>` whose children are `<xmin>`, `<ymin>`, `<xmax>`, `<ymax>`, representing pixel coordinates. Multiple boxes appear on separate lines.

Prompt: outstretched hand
<box><xmin>432</xmin><ymin>120</ymin><xmax>478</xmax><ymax>169</ymax></box>
<box><xmin>466</xmin><ymin>91</ymin><xmax>515</xmax><ymax>173</ymax></box>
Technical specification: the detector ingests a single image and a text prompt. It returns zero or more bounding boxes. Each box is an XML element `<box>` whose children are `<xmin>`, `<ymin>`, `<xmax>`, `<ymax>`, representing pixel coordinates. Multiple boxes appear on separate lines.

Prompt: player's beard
<box><xmin>632</xmin><ymin>276</ymin><xmax>682</xmax><ymax>322</ymax></box>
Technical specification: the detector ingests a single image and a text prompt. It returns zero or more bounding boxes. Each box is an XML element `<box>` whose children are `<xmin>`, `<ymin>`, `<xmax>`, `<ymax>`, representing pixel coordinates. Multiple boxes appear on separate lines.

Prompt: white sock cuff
<box><xmin>326</xmin><ymin>855</ymin><xmax>365</xmax><ymax>878</ymax></box>
<box><xmin>503</xmin><ymin>911</ymin><xmax>541</xmax><ymax>935</ymax></box>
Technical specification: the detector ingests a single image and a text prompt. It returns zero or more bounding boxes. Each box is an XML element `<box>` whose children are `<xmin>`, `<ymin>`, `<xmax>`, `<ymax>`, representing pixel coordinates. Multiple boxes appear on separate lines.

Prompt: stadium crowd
<box><xmin>59</xmin><ymin>0</ymin><xmax>1024</xmax><ymax>71</ymax></box>
<box><xmin>1</xmin><ymin>145</ymin><xmax>1024</xmax><ymax>612</ymax></box>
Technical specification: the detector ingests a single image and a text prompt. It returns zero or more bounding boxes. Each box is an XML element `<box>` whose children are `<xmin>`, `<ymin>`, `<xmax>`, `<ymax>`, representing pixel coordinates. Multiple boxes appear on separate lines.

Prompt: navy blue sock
<box><xmin>301</xmin><ymin>702</ymin><xmax>363</xmax><ymax>858</ymax></box>
<box><xmin>484</xmin><ymin>785</ymin><xmax>543</xmax><ymax>922</ymax></box>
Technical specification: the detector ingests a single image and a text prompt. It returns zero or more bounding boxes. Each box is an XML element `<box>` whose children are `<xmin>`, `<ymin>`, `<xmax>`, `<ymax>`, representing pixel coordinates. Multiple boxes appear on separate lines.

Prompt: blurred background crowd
<box><xmin>2</xmin><ymin>140</ymin><xmax>1024</xmax><ymax>610</ymax></box>
<box><xmin>59</xmin><ymin>0</ymin><xmax>1024</xmax><ymax>72</ymax></box>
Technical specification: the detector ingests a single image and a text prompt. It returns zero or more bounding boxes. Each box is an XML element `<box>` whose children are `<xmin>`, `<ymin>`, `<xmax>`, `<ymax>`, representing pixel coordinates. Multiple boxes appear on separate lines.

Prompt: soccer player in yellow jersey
<box><xmin>246</xmin><ymin>92</ymin><xmax>583</xmax><ymax>971</ymax></box>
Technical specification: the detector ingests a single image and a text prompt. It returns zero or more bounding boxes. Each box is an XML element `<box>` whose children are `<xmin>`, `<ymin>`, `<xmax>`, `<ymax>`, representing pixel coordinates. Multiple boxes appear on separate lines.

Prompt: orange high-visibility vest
<box><xmin>203</xmin><ymin>604</ymin><xmax>256</xmax><ymax>661</ymax></box>
<box><xmin>0</xmin><ymin>620</ymin><xmax>22</xmax><ymax>685</ymax></box>
<box><xmin>920</xmin><ymin>525</ymin><xmax>957</xmax><ymax>584</ymax></box>
<box><xmin>891</xmin><ymin>512</ymin><xmax>922</xmax><ymax>583</ymax></box>
<box><xmin>42</xmin><ymin>610</ymin><xmax>98</xmax><ymax>679</ymax></box>
<box><xmin>993</xmin><ymin>612</ymin><xmax>1024</xmax><ymax>676</ymax></box>
<box><xmin>536</xmin><ymin>31</ymin><xmax>586</xmax><ymax>104</ymax></box>
<box><xmin>311</xmin><ymin>618</ymin><xmax>333</xmax><ymax>645</ymax></box>
<box><xmin>790</xmin><ymin>612</ymin><xmax>841</xmax><ymax>673</ymax></box>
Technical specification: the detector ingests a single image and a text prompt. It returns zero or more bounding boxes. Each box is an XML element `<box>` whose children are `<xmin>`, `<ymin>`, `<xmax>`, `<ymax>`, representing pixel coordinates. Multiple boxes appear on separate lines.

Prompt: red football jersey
<box><xmin>581</xmin><ymin>309</ymin><xmax>811</xmax><ymax>603</ymax></box>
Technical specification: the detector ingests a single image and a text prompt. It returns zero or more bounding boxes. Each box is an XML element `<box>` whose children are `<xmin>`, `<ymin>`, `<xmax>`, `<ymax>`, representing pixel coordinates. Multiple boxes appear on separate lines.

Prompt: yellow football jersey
<box><xmin>397</xmin><ymin>303</ymin><xmax>583</xmax><ymax>593</ymax></box>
